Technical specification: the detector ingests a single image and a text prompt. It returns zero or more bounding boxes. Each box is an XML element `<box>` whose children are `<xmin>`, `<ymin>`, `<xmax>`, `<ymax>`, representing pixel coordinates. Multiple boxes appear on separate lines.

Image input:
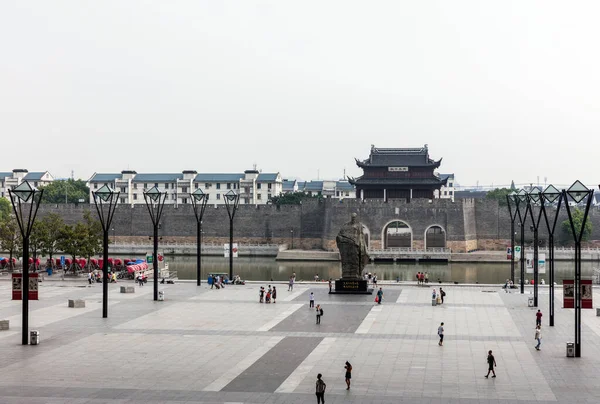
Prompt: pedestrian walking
<box><xmin>316</xmin><ymin>304</ymin><xmax>322</xmax><ymax>324</ymax></box>
<box><xmin>439</xmin><ymin>287</ymin><xmax>446</xmax><ymax>304</ymax></box>
<box><xmin>376</xmin><ymin>287</ymin><xmax>384</xmax><ymax>304</ymax></box>
<box><xmin>438</xmin><ymin>322</ymin><xmax>444</xmax><ymax>346</ymax></box>
<box><xmin>289</xmin><ymin>276</ymin><xmax>294</xmax><ymax>291</ymax></box>
<box><xmin>211</xmin><ymin>275</ymin><xmax>216</xmax><ymax>289</ymax></box>
<box><xmin>419</xmin><ymin>272</ymin><xmax>424</xmax><ymax>285</ymax></box>
<box><xmin>536</xmin><ymin>310</ymin><xmax>542</xmax><ymax>326</ymax></box>
<box><xmin>137</xmin><ymin>273</ymin><xmax>144</xmax><ymax>286</ymax></box>
<box><xmin>259</xmin><ymin>286</ymin><xmax>265</xmax><ymax>303</ymax></box>
<box><xmin>272</xmin><ymin>286</ymin><xmax>277</xmax><ymax>303</ymax></box>
<box><xmin>344</xmin><ymin>361</ymin><xmax>352</xmax><ymax>390</ymax></box>
<box><xmin>425</xmin><ymin>272</ymin><xmax>429</xmax><ymax>284</ymax></box>
<box><xmin>416</xmin><ymin>272</ymin><xmax>420</xmax><ymax>285</ymax></box>
<box><xmin>373</xmin><ymin>273</ymin><xmax>378</xmax><ymax>287</ymax></box>
<box><xmin>88</xmin><ymin>271</ymin><xmax>93</xmax><ymax>285</ymax></box>
<box><xmin>265</xmin><ymin>289</ymin><xmax>271</xmax><ymax>303</ymax></box>
<box><xmin>485</xmin><ymin>350</ymin><xmax>497</xmax><ymax>378</ymax></box>
<box><xmin>535</xmin><ymin>325</ymin><xmax>542</xmax><ymax>350</ymax></box>
<box><xmin>328</xmin><ymin>279</ymin><xmax>332</xmax><ymax>293</ymax></box>
<box><xmin>309</xmin><ymin>292</ymin><xmax>315</xmax><ymax>308</ymax></box>
<box><xmin>315</xmin><ymin>373</ymin><xmax>326</xmax><ymax>404</ymax></box>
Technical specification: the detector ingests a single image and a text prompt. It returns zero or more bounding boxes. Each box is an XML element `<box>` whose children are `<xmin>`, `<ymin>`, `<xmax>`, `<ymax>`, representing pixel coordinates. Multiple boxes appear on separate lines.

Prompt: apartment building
<box><xmin>88</xmin><ymin>169</ymin><xmax>282</xmax><ymax>206</ymax></box>
<box><xmin>436</xmin><ymin>173</ymin><xmax>456</xmax><ymax>202</ymax></box>
<box><xmin>300</xmin><ymin>180</ymin><xmax>356</xmax><ymax>199</ymax></box>
<box><xmin>0</xmin><ymin>169</ymin><xmax>54</xmax><ymax>198</ymax></box>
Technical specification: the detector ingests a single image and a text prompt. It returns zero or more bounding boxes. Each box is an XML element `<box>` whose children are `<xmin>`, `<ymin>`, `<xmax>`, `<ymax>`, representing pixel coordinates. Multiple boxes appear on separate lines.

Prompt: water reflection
<box><xmin>151</xmin><ymin>256</ymin><xmax>598</xmax><ymax>284</ymax></box>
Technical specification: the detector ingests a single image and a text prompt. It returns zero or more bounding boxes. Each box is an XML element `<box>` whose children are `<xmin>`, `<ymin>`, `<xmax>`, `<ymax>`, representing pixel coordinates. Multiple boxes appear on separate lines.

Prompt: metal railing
<box><xmin>368</xmin><ymin>247</ymin><xmax>451</xmax><ymax>254</ymax></box>
<box><xmin>523</xmin><ymin>246</ymin><xmax>600</xmax><ymax>252</ymax></box>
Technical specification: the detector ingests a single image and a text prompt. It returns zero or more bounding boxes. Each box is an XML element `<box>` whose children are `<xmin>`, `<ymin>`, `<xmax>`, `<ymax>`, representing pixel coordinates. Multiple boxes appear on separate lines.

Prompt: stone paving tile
<box><xmin>1</xmin><ymin>281</ymin><xmax>600</xmax><ymax>403</ymax></box>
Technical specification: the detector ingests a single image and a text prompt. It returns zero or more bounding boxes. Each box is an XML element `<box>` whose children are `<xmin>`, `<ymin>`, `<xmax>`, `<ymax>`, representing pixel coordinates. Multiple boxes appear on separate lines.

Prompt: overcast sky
<box><xmin>1</xmin><ymin>1</ymin><xmax>599</xmax><ymax>189</ymax></box>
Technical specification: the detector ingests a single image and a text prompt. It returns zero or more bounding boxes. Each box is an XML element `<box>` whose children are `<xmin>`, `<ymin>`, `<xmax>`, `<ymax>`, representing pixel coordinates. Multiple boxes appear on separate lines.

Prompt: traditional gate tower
<box><xmin>349</xmin><ymin>145</ymin><xmax>447</xmax><ymax>202</ymax></box>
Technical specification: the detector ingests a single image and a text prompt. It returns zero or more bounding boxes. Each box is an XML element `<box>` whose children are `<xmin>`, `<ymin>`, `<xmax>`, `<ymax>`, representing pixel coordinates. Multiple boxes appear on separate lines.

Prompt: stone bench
<box><xmin>0</xmin><ymin>320</ymin><xmax>9</xmax><ymax>331</ymax></box>
<box><xmin>68</xmin><ymin>299</ymin><xmax>85</xmax><ymax>308</ymax></box>
<box><xmin>120</xmin><ymin>286</ymin><xmax>135</xmax><ymax>294</ymax></box>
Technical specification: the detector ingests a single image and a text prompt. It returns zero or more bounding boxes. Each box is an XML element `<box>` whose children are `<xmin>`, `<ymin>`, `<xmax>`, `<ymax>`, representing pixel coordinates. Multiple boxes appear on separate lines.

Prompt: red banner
<box><xmin>563</xmin><ymin>279</ymin><xmax>592</xmax><ymax>309</ymax></box>
<box><xmin>11</xmin><ymin>273</ymin><xmax>39</xmax><ymax>300</ymax></box>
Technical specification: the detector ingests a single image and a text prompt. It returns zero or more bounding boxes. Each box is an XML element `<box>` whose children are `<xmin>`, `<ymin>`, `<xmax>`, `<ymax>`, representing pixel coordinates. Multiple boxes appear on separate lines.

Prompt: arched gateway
<box><xmin>424</xmin><ymin>225</ymin><xmax>446</xmax><ymax>249</ymax></box>
<box><xmin>382</xmin><ymin>220</ymin><xmax>412</xmax><ymax>248</ymax></box>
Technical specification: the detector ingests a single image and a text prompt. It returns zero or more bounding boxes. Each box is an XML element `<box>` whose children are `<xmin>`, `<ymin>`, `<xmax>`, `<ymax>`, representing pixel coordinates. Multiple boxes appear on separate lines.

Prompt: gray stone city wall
<box><xmin>35</xmin><ymin>198</ymin><xmax>600</xmax><ymax>253</ymax></box>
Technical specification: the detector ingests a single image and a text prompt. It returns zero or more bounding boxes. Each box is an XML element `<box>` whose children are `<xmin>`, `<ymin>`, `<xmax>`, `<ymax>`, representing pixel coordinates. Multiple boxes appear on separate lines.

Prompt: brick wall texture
<box><xmin>36</xmin><ymin>199</ymin><xmax>600</xmax><ymax>253</ymax></box>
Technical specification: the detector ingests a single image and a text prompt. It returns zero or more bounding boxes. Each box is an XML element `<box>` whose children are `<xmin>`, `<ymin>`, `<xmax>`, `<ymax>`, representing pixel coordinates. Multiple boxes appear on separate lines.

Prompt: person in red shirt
<box><xmin>536</xmin><ymin>310</ymin><xmax>542</xmax><ymax>326</ymax></box>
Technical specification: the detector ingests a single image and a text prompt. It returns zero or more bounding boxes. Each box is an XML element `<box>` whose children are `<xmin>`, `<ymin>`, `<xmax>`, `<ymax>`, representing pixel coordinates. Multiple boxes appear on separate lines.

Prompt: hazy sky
<box><xmin>2</xmin><ymin>1</ymin><xmax>599</xmax><ymax>189</ymax></box>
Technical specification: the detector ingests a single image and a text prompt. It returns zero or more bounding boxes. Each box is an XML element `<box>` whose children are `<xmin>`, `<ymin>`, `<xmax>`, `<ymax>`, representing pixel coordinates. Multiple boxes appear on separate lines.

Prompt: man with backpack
<box><xmin>316</xmin><ymin>304</ymin><xmax>323</xmax><ymax>324</ymax></box>
<box><xmin>440</xmin><ymin>287</ymin><xmax>446</xmax><ymax>304</ymax></box>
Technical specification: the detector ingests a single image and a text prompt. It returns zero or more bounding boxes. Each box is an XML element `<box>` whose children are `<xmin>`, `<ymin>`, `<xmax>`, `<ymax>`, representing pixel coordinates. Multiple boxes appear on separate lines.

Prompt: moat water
<box><xmin>155</xmin><ymin>256</ymin><xmax>599</xmax><ymax>284</ymax></box>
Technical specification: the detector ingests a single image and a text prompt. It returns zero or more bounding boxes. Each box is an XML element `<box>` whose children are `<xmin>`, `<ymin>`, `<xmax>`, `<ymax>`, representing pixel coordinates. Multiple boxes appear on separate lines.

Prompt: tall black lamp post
<box><xmin>92</xmin><ymin>185</ymin><xmax>120</xmax><ymax>318</ymax></box>
<box><xmin>143</xmin><ymin>186</ymin><xmax>167</xmax><ymax>301</ymax></box>
<box><xmin>563</xmin><ymin>181</ymin><xmax>594</xmax><ymax>358</ymax></box>
<box><xmin>506</xmin><ymin>192</ymin><xmax>518</xmax><ymax>283</ymax></box>
<box><xmin>223</xmin><ymin>190</ymin><xmax>240</xmax><ymax>281</ymax></box>
<box><xmin>9</xmin><ymin>181</ymin><xmax>43</xmax><ymax>345</ymax></box>
<box><xmin>290</xmin><ymin>229</ymin><xmax>294</xmax><ymax>250</ymax></box>
<box><xmin>526</xmin><ymin>188</ymin><xmax>542</xmax><ymax>307</ymax></box>
<box><xmin>191</xmin><ymin>189</ymin><xmax>209</xmax><ymax>286</ymax></box>
<box><xmin>513</xmin><ymin>190</ymin><xmax>530</xmax><ymax>294</ymax></box>
<box><xmin>540</xmin><ymin>185</ymin><xmax>562</xmax><ymax>327</ymax></box>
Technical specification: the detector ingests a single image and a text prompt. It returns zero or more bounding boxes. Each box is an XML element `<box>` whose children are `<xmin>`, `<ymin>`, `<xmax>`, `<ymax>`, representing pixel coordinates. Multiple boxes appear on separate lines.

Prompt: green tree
<box><xmin>269</xmin><ymin>191</ymin><xmax>322</xmax><ymax>205</ymax></box>
<box><xmin>80</xmin><ymin>210</ymin><xmax>103</xmax><ymax>264</ymax></box>
<box><xmin>561</xmin><ymin>208</ymin><xmax>593</xmax><ymax>244</ymax></box>
<box><xmin>56</xmin><ymin>211</ymin><xmax>102</xmax><ymax>272</ymax></box>
<box><xmin>0</xmin><ymin>198</ymin><xmax>11</xmax><ymax>221</ymax></box>
<box><xmin>485</xmin><ymin>188</ymin><xmax>512</xmax><ymax>206</ymax></box>
<box><xmin>0</xmin><ymin>216</ymin><xmax>22</xmax><ymax>270</ymax></box>
<box><xmin>34</xmin><ymin>213</ymin><xmax>65</xmax><ymax>267</ymax></box>
<box><xmin>40</xmin><ymin>179</ymin><xmax>89</xmax><ymax>204</ymax></box>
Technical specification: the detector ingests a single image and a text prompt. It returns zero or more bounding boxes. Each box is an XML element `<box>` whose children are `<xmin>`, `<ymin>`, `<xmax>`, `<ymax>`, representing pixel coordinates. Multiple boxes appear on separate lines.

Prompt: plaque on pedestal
<box><xmin>331</xmin><ymin>279</ymin><xmax>373</xmax><ymax>294</ymax></box>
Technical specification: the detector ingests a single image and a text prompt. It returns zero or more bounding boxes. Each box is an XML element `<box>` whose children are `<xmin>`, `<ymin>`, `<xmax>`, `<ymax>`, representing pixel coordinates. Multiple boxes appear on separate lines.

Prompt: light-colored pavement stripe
<box><xmin>0</xmin><ymin>331</ymin><xmax>18</xmax><ymax>340</ymax></box>
<box><xmin>257</xmin><ymin>304</ymin><xmax>303</xmax><ymax>331</ymax></box>
<box><xmin>283</xmin><ymin>287</ymin><xmax>308</xmax><ymax>302</ymax></box>
<box><xmin>203</xmin><ymin>336</ymin><xmax>284</xmax><ymax>391</ymax></box>
<box><xmin>355</xmin><ymin>305</ymin><xmax>383</xmax><ymax>334</ymax></box>
<box><xmin>396</xmin><ymin>291</ymin><xmax>408</xmax><ymax>303</ymax></box>
<box><xmin>275</xmin><ymin>337</ymin><xmax>336</xmax><ymax>393</ymax></box>
<box><xmin>3</xmin><ymin>300</ymin><xmax>119</xmax><ymax>328</ymax></box>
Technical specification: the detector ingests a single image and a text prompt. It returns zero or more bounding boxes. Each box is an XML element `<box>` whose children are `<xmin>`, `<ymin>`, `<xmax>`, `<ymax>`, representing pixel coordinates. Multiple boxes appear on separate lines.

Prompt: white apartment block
<box><xmin>435</xmin><ymin>173</ymin><xmax>455</xmax><ymax>202</ymax></box>
<box><xmin>290</xmin><ymin>180</ymin><xmax>356</xmax><ymax>199</ymax></box>
<box><xmin>87</xmin><ymin>169</ymin><xmax>283</xmax><ymax>206</ymax></box>
<box><xmin>0</xmin><ymin>169</ymin><xmax>54</xmax><ymax>198</ymax></box>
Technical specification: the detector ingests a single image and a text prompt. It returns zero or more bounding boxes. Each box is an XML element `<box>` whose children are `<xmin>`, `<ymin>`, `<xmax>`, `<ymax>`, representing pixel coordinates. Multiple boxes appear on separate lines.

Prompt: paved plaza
<box><xmin>1</xmin><ymin>277</ymin><xmax>600</xmax><ymax>403</ymax></box>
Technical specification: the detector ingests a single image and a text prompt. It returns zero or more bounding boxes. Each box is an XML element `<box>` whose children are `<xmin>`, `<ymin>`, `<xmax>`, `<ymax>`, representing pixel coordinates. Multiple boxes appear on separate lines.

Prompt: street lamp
<box><xmin>191</xmin><ymin>189</ymin><xmax>209</xmax><ymax>286</ymax></box>
<box><xmin>143</xmin><ymin>186</ymin><xmax>167</xmax><ymax>301</ymax></box>
<box><xmin>563</xmin><ymin>180</ymin><xmax>594</xmax><ymax>358</ymax></box>
<box><xmin>8</xmin><ymin>181</ymin><xmax>43</xmax><ymax>345</ymax></box>
<box><xmin>92</xmin><ymin>185</ymin><xmax>120</xmax><ymax>318</ymax></box>
<box><xmin>526</xmin><ymin>187</ymin><xmax>542</xmax><ymax>307</ymax></box>
<box><xmin>290</xmin><ymin>229</ymin><xmax>294</xmax><ymax>250</ymax></box>
<box><xmin>223</xmin><ymin>190</ymin><xmax>240</xmax><ymax>281</ymax></box>
<box><xmin>513</xmin><ymin>190</ymin><xmax>530</xmax><ymax>294</ymax></box>
<box><xmin>506</xmin><ymin>192</ymin><xmax>518</xmax><ymax>283</ymax></box>
<box><xmin>540</xmin><ymin>185</ymin><xmax>562</xmax><ymax>327</ymax></box>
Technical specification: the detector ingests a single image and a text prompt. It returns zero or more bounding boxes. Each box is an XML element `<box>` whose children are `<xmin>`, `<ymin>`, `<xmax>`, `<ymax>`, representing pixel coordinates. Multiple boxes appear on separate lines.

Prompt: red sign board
<box><xmin>12</xmin><ymin>273</ymin><xmax>39</xmax><ymax>300</ymax></box>
<box><xmin>563</xmin><ymin>279</ymin><xmax>593</xmax><ymax>309</ymax></box>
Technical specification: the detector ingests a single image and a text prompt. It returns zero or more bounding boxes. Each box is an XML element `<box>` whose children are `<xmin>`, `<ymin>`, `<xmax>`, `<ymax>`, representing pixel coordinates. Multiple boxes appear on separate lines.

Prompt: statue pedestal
<box><xmin>331</xmin><ymin>279</ymin><xmax>373</xmax><ymax>295</ymax></box>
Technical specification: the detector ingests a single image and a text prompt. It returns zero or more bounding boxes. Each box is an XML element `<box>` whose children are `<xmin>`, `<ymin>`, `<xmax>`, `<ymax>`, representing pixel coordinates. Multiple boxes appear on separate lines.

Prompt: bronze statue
<box><xmin>336</xmin><ymin>213</ymin><xmax>369</xmax><ymax>279</ymax></box>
